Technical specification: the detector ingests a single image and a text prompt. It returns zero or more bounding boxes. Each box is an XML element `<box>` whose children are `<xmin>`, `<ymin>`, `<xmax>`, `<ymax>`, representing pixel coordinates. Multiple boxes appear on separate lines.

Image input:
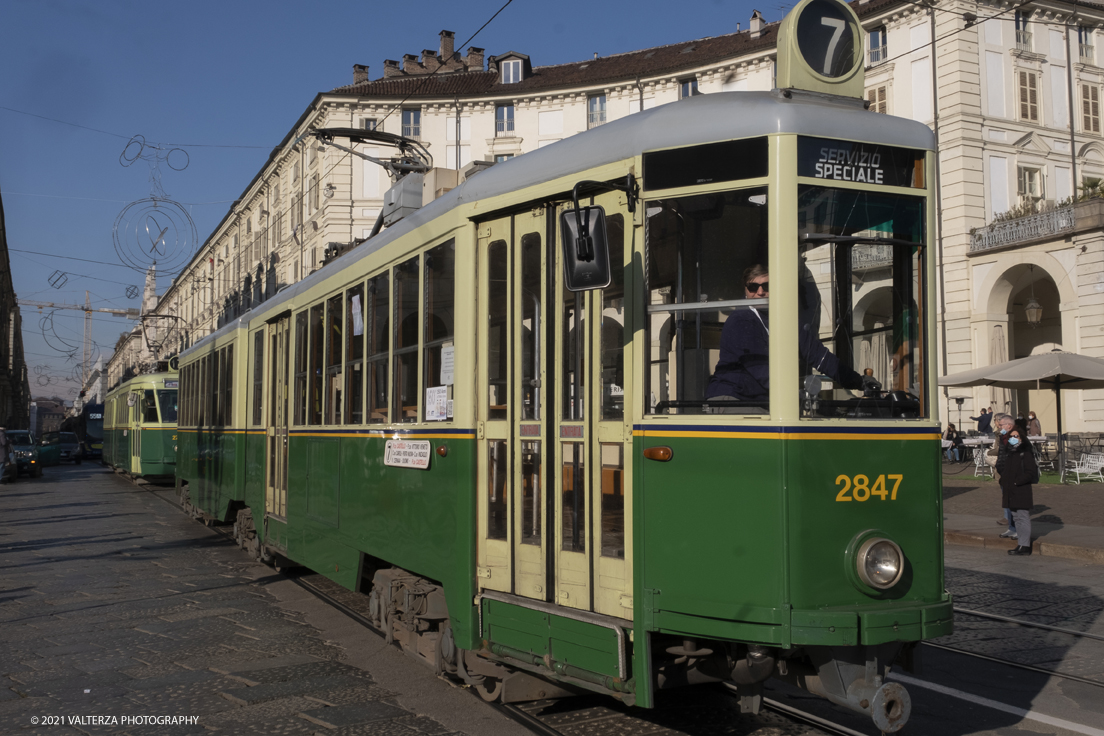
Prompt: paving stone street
<box><xmin>0</xmin><ymin>465</ymin><xmax>526</xmax><ymax>736</ymax></box>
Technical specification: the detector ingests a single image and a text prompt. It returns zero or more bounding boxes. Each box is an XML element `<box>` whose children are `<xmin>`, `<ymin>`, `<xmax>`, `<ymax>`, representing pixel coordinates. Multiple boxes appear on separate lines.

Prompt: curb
<box><xmin>945</xmin><ymin>531</ymin><xmax>1104</xmax><ymax>565</ymax></box>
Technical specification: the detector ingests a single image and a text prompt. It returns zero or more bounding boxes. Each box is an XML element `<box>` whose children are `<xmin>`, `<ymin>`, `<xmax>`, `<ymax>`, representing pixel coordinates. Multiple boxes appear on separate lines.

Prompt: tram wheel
<box><xmin>475</xmin><ymin>677</ymin><xmax>503</xmax><ymax>702</ymax></box>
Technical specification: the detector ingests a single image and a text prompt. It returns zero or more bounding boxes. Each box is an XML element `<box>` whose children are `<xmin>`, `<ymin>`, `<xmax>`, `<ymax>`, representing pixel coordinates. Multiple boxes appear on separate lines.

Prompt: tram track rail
<box><xmin>918</xmin><ymin>606</ymin><xmax>1104</xmax><ymax>690</ymax></box>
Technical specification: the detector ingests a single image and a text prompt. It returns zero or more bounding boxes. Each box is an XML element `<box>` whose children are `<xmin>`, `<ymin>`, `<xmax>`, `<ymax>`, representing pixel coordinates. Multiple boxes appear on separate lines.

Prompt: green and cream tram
<box><xmin>104</xmin><ymin>370</ymin><xmax>179</xmax><ymax>479</ymax></box>
<box><xmin>176</xmin><ymin>1</ymin><xmax>949</xmax><ymax>731</ymax></box>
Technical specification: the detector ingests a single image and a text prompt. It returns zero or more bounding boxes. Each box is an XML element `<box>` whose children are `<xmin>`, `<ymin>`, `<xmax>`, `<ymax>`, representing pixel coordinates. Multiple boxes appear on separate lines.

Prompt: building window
<box><xmin>869</xmin><ymin>27</ymin><xmax>887</xmax><ymax>65</ymax></box>
<box><xmin>680</xmin><ymin>79</ymin><xmax>699</xmax><ymax>98</ymax></box>
<box><xmin>1018</xmin><ymin>71</ymin><xmax>1039</xmax><ymax>122</ymax></box>
<box><xmin>502</xmin><ymin>59</ymin><xmax>522</xmax><ymax>84</ymax></box>
<box><xmin>494</xmin><ymin>154</ymin><xmax>514</xmax><ymax>163</ymax></box>
<box><xmin>1080</xmin><ymin>26</ymin><xmax>1096</xmax><ymax>63</ymax></box>
<box><xmin>402</xmin><ymin>108</ymin><xmax>421</xmax><ymax>139</ymax></box>
<box><xmin>867</xmin><ymin>86</ymin><xmax>887</xmax><ymax>113</ymax></box>
<box><xmin>1015</xmin><ymin>11</ymin><xmax>1032</xmax><ymax>51</ymax></box>
<box><xmin>495</xmin><ymin>104</ymin><xmax>514</xmax><ymax>136</ymax></box>
<box><xmin>588</xmin><ymin>95</ymin><xmax>607</xmax><ymax>128</ymax></box>
<box><xmin>1018</xmin><ymin>166</ymin><xmax>1044</xmax><ymax>202</ymax></box>
<box><xmin>362</xmin><ymin>117</ymin><xmax>378</xmax><ymax>131</ymax></box>
<box><xmin>1083</xmin><ymin>84</ymin><xmax>1101</xmax><ymax>133</ymax></box>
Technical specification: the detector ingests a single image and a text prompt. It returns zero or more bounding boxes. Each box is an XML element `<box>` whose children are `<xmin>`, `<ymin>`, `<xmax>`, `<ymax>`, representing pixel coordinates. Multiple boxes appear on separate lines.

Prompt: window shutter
<box><xmin>1020</xmin><ymin>72</ymin><xmax>1029</xmax><ymax>119</ymax></box>
<box><xmin>1028</xmin><ymin>73</ymin><xmax>1038</xmax><ymax>121</ymax></box>
<box><xmin>1093</xmin><ymin>86</ymin><xmax>1101</xmax><ymax>133</ymax></box>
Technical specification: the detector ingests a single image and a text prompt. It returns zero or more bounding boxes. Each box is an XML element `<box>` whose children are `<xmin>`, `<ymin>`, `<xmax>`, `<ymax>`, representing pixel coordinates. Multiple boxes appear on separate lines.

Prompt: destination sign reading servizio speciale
<box><xmin>797</xmin><ymin>137</ymin><xmax>925</xmax><ymax>188</ymax></box>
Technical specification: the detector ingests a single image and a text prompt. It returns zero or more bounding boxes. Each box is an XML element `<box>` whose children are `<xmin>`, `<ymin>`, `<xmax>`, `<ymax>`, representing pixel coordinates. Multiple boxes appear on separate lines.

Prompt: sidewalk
<box><xmin>943</xmin><ymin>473</ymin><xmax>1104</xmax><ymax>564</ymax></box>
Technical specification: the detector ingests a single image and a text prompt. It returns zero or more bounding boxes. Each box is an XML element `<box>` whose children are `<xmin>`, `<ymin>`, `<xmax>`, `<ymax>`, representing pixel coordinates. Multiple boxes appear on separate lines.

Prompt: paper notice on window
<box><xmin>426</xmin><ymin>386</ymin><xmax>448</xmax><ymax>421</ymax></box>
<box><xmin>384</xmin><ymin>439</ymin><xmax>431</xmax><ymax>469</ymax></box>
<box><xmin>447</xmin><ymin>400</ymin><xmax>453</xmax><ymax>418</ymax></box>
<box><xmin>351</xmin><ymin>294</ymin><xmax>364</xmax><ymax>336</ymax></box>
<box><xmin>440</xmin><ymin>344</ymin><xmax>454</xmax><ymax>385</ymax></box>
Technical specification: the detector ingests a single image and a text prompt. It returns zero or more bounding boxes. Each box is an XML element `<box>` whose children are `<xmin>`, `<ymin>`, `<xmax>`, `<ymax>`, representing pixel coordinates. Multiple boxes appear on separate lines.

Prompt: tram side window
<box><xmin>487</xmin><ymin>240</ymin><xmax>508</xmax><ymax>420</ymax></box>
<box><xmin>520</xmin><ymin>233</ymin><xmax>541</xmax><ymax>421</ymax></box>
<box><xmin>601</xmin><ymin>215</ymin><xmax>625</xmax><ymax>420</ymax></box>
<box><xmin>345</xmin><ymin>284</ymin><xmax>365</xmax><ymax>424</ymax></box>
<box><xmin>309</xmin><ymin>304</ymin><xmax>324</xmax><ymax>425</ymax></box>
<box><xmin>645</xmin><ymin>187</ymin><xmax>770</xmax><ymax>415</ymax></box>
<box><xmin>252</xmin><ymin>332</ymin><xmax>264</xmax><ymax>426</ymax></box>
<box><xmin>325</xmin><ymin>294</ymin><xmax>343</xmax><ymax>424</ymax></box>
<box><xmin>424</xmin><ymin>240</ymin><xmax>455</xmax><ymax>422</ymax></box>
<box><xmin>294</xmin><ymin>310</ymin><xmax>308</xmax><ymax>425</ymax></box>
<box><xmin>394</xmin><ymin>256</ymin><xmax>420</xmax><ymax>423</ymax></box>
<box><xmin>143</xmin><ymin>390</ymin><xmax>158</xmax><ymax>423</ymax></box>
<box><xmin>796</xmin><ymin>186</ymin><xmax>927</xmax><ymax>419</ymax></box>
<box><xmin>367</xmin><ymin>273</ymin><xmax>390</xmax><ymax>424</ymax></box>
<box><xmin>224</xmin><ymin>345</ymin><xmax>233</xmax><ymax>427</ymax></box>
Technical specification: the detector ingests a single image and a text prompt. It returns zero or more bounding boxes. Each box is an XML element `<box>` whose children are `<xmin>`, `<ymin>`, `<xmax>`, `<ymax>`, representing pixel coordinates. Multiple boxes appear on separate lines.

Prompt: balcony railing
<box><xmin>868</xmin><ymin>45</ymin><xmax>887</xmax><ymax>65</ymax></box>
<box><xmin>852</xmin><ymin>243</ymin><xmax>894</xmax><ymax>270</ymax></box>
<box><xmin>1081</xmin><ymin>43</ymin><xmax>1096</xmax><ymax>63</ymax></box>
<box><xmin>1016</xmin><ymin>30</ymin><xmax>1033</xmax><ymax>51</ymax></box>
<box><xmin>969</xmin><ymin>206</ymin><xmax>1075</xmax><ymax>253</ymax></box>
<box><xmin>587</xmin><ymin>110</ymin><xmax>607</xmax><ymax>128</ymax></box>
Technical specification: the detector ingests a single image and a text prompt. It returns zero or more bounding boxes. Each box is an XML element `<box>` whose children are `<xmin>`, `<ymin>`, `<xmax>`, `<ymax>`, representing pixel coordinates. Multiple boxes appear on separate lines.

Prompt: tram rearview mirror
<box><xmin>560</xmin><ymin>206</ymin><xmax>612</xmax><ymax>292</ymax></box>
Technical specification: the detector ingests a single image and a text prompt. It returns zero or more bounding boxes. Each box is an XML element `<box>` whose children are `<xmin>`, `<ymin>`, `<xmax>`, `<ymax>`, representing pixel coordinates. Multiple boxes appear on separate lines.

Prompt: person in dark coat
<box><xmin>969</xmin><ymin>407</ymin><xmax>992</xmax><ymax>435</ymax></box>
<box><xmin>705</xmin><ymin>264</ymin><xmax>863</xmax><ymax>410</ymax></box>
<box><xmin>997</xmin><ymin>427</ymin><xmax>1039</xmax><ymax>556</ymax></box>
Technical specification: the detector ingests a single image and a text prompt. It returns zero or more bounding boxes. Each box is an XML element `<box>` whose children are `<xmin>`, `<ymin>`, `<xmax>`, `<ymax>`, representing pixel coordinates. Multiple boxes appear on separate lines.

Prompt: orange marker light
<box><xmin>643</xmin><ymin>446</ymin><xmax>673</xmax><ymax>462</ymax></box>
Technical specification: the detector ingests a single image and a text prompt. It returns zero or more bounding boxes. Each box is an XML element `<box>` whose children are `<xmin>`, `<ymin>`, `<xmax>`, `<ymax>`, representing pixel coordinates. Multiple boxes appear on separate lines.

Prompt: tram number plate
<box><xmin>384</xmin><ymin>440</ymin><xmax>432</xmax><ymax>470</ymax></box>
<box><xmin>835</xmin><ymin>474</ymin><xmax>902</xmax><ymax>502</ymax></box>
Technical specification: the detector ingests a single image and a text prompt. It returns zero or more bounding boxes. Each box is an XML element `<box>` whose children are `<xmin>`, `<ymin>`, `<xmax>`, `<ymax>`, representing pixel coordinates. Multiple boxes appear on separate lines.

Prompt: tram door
<box><xmin>476</xmin><ymin>193</ymin><xmax>633</xmax><ymax>619</ymax></box>
<box><xmin>265</xmin><ymin>316</ymin><xmax>290</xmax><ymax>518</ymax></box>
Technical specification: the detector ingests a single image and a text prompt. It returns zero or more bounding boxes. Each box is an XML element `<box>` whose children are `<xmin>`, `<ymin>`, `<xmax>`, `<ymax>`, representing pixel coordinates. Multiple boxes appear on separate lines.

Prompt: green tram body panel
<box><xmin>103</xmin><ymin>371</ymin><xmax>178</xmax><ymax>479</ymax></box>
<box><xmin>173</xmin><ymin>87</ymin><xmax>949</xmax><ymax>715</ymax></box>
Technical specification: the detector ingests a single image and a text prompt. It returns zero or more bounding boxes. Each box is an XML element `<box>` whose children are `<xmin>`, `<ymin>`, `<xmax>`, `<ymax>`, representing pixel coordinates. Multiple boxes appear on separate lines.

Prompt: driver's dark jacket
<box><xmin>705</xmin><ymin>307</ymin><xmax>863</xmax><ymax>401</ymax></box>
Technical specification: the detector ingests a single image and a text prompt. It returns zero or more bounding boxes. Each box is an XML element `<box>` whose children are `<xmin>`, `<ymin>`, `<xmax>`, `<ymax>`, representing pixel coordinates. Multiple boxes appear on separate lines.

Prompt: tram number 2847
<box><xmin>835</xmin><ymin>474</ymin><xmax>903</xmax><ymax>502</ymax></box>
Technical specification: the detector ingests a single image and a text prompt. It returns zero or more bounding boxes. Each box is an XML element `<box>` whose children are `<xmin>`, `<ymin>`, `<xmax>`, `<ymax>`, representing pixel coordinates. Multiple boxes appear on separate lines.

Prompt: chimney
<box><xmin>440</xmin><ymin>30</ymin><xmax>455</xmax><ymax>60</ymax></box>
<box><xmin>422</xmin><ymin>49</ymin><xmax>440</xmax><ymax>72</ymax></box>
<box><xmin>403</xmin><ymin>53</ymin><xmax>421</xmax><ymax>74</ymax></box>
<box><xmin>383</xmin><ymin>59</ymin><xmax>401</xmax><ymax>78</ymax></box>
<box><xmin>353</xmin><ymin>64</ymin><xmax>369</xmax><ymax>85</ymax></box>
<box><xmin>466</xmin><ymin>47</ymin><xmax>485</xmax><ymax>71</ymax></box>
<box><xmin>750</xmin><ymin>10</ymin><xmax>764</xmax><ymax>39</ymax></box>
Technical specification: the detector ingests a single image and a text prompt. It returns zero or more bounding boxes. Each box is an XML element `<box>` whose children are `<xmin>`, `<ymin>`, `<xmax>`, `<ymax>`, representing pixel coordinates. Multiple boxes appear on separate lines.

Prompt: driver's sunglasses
<box><xmin>746</xmin><ymin>281</ymin><xmax>769</xmax><ymax>294</ymax></box>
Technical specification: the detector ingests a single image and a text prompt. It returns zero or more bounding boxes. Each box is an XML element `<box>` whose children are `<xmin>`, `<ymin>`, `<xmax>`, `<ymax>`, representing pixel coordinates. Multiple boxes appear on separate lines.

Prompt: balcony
<box><xmin>966</xmin><ymin>200</ymin><xmax>1104</xmax><ymax>254</ymax></box>
<box><xmin>868</xmin><ymin>45</ymin><xmax>887</xmax><ymax>65</ymax></box>
<box><xmin>1081</xmin><ymin>43</ymin><xmax>1096</xmax><ymax>63</ymax></box>
<box><xmin>587</xmin><ymin>110</ymin><xmax>607</xmax><ymax>128</ymax></box>
<box><xmin>1016</xmin><ymin>30</ymin><xmax>1033</xmax><ymax>52</ymax></box>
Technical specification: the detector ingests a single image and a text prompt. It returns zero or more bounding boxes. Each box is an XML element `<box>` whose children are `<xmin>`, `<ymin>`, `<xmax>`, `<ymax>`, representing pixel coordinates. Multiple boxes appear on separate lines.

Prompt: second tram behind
<box><xmin>104</xmin><ymin>371</ymin><xmax>179</xmax><ymax>479</ymax></box>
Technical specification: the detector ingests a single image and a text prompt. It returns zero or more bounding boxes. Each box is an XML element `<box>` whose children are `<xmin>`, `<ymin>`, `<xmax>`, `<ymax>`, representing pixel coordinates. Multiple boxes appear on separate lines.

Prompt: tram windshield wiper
<box><xmin>799</xmin><ymin>233</ymin><xmax>920</xmax><ymax>247</ymax></box>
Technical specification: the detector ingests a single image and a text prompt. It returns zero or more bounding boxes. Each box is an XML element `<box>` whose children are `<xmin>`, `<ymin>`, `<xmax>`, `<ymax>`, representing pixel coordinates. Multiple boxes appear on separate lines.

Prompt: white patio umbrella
<box><xmin>938</xmin><ymin>349</ymin><xmax>1104</xmax><ymax>481</ymax></box>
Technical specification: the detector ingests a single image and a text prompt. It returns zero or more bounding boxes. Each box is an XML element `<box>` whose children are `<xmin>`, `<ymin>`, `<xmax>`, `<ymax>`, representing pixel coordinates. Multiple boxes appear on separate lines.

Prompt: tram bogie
<box><xmin>171</xmin><ymin>1</ymin><xmax>950</xmax><ymax>731</ymax></box>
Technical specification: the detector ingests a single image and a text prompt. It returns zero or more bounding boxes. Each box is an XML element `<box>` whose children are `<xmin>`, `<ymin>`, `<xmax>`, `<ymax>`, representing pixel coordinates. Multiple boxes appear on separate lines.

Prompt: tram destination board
<box><xmin>798</xmin><ymin>136</ymin><xmax>925</xmax><ymax>188</ymax></box>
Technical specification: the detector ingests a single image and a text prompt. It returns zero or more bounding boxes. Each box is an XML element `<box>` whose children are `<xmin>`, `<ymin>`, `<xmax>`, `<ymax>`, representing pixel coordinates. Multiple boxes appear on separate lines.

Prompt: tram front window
<box><xmin>797</xmin><ymin>185</ymin><xmax>926</xmax><ymax>419</ymax></box>
<box><xmin>645</xmin><ymin>187</ymin><xmax>769</xmax><ymax>415</ymax></box>
<box><xmin>156</xmin><ymin>390</ymin><xmax>178</xmax><ymax>423</ymax></box>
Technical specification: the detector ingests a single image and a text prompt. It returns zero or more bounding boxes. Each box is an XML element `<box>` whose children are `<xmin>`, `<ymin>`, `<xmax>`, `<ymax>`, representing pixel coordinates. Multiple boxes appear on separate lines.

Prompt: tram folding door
<box><xmin>265</xmin><ymin>317</ymin><xmax>290</xmax><ymax>519</ymax></box>
<box><xmin>476</xmin><ymin>192</ymin><xmax>633</xmax><ymax>619</ymax></box>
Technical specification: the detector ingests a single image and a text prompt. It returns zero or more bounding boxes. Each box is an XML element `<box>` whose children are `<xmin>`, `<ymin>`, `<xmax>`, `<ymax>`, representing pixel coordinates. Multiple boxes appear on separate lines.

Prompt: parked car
<box><xmin>60</xmin><ymin>432</ymin><xmax>81</xmax><ymax>464</ymax></box>
<box><xmin>39</xmin><ymin>431</ymin><xmax>61</xmax><ymax>467</ymax></box>
<box><xmin>7</xmin><ymin>431</ymin><xmax>41</xmax><ymax>477</ymax></box>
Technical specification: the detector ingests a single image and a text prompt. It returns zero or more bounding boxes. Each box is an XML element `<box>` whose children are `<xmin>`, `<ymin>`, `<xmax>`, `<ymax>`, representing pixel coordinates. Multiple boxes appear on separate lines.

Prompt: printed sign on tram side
<box><xmin>797</xmin><ymin>137</ymin><xmax>925</xmax><ymax>188</ymax></box>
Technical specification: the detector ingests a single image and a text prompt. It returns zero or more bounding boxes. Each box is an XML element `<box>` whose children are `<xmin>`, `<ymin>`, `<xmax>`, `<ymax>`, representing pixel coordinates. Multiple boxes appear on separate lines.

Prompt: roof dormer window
<box><xmin>502</xmin><ymin>59</ymin><xmax>522</xmax><ymax>84</ymax></box>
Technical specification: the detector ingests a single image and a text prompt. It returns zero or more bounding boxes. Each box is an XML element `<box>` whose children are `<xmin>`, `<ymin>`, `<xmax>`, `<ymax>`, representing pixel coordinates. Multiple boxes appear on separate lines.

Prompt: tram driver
<box><xmin>705</xmin><ymin>264</ymin><xmax>863</xmax><ymax>413</ymax></box>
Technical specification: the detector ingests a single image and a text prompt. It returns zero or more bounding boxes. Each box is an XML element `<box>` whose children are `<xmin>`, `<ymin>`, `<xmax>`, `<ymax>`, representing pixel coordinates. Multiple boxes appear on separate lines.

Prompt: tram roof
<box><xmin>183</xmin><ymin>91</ymin><xmax>934</xmax><ymax>357</ymax></box>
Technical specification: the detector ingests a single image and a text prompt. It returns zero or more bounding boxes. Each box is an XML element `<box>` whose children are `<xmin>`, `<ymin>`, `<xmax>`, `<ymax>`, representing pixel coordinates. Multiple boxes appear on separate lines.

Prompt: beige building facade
<box><xmin>115</xmin><ymin>0</ymin><xmax>1104</xmax><ymax>435</ymax></box>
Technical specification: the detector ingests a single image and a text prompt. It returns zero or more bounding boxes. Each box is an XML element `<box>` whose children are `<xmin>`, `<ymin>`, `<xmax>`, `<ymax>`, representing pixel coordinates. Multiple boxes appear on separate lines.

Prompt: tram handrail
<box><xmin>648</xmin><ymin>297</ymin><xmax>768</xmax><ymax>314</ymax></box>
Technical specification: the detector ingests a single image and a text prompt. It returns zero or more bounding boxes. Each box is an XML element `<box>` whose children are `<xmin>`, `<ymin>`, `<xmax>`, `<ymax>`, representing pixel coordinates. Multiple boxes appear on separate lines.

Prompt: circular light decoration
<box><xmin>126</xmin><ymin>284</ymin><xmax>140</xmax><ymax>300</ymax></box>
<box><xmin>113</xmin><ymin>197</ymin><xmax>198</xmax><ymax>275</ymax></box>
<box><xmin>794</xmin><ymin>0</ymin><xmax>859</xmax><ymax>78</ymax></box>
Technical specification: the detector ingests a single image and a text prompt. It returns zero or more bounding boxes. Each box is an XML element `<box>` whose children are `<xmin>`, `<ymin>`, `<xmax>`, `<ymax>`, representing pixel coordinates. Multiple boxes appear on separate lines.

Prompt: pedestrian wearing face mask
<box><xmin>988</xmin><ymin>414</ymin><xmax>1018</xmax><ymax>536</ymax></box>
<box><xmin>1027</xmin><ymin>411</ymin><xmax>1042</xmax><ymax>437</ymax></box>
<box><xmin>997</xmin><ymin>428</ymin><xmax>1039</xmax><ymax>556</ymax></box>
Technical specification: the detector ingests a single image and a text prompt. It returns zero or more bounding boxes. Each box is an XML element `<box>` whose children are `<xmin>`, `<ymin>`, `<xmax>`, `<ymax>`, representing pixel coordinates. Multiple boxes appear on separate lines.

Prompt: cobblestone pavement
<box><xmin>0</xmin><ymin>465</ymin><xmax>525</xmax><ymax>736</ymax></box>
<box><xmin>940</xmin><ymin>545</ymin><xmax>1104</xmax><ymax>681</ymax></box>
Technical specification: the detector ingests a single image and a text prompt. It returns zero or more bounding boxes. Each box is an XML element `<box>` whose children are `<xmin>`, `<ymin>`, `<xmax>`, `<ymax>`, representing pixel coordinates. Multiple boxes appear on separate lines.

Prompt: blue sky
<box><xmin>0</xmin><ymin>0</ymin><xmax>776</xmax><ymax>399</ymax></box>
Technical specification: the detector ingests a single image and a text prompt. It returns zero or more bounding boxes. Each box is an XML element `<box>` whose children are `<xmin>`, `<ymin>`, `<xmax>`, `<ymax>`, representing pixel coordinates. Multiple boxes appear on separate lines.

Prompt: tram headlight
<box><xmin>856</xmin><ymin>537</ymin><xmax>904</xmax><ymax>589</ymax></box>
